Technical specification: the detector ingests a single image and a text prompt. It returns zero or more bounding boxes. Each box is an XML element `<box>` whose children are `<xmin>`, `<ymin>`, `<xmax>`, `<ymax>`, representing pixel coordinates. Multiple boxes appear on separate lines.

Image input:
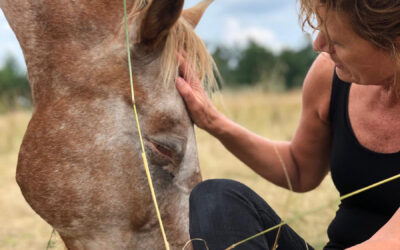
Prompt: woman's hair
<box><xmin>299</xmin><ymin>0</ymin><xmax>400</xmax><ymax>90</ymax></box>
<box><xmin>300</xmin><ymin>0</ymin><xmax>400</xmax><ymax>51</ymax></box>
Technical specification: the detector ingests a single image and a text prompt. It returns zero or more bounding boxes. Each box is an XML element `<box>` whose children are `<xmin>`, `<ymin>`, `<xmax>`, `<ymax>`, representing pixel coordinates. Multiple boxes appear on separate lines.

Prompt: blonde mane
<box><xmin>129</xmin><ymin>0</ymin><xmax>219</xmax><ymax>92</ymax></box>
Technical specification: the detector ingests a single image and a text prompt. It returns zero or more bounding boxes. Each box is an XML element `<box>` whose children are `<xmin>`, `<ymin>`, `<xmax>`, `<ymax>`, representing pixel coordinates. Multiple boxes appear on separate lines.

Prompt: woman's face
<box><xmin>313</xmin><ymin>7</ymin><xmax>397</xmax><ymax>86</ymax></box>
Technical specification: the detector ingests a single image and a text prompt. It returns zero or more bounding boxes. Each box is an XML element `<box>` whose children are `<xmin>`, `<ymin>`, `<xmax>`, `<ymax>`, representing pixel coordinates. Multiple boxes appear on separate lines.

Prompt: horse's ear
<box><xmin>139</xmin><ymin>0</ymin><xmax>184</xmax><ymax>50</ymax></box>
<box><xmin>182</xmin><ymin>0</ymin><xmax>213</xmax><ymax>28</ymax></box>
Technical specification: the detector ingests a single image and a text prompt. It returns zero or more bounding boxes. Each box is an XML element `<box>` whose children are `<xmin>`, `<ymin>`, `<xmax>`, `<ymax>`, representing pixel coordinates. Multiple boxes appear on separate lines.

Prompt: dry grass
<box><xmin>0</xmin><ymin>89</ymin><xmax>339</xmax><ymax>249</ymax></box>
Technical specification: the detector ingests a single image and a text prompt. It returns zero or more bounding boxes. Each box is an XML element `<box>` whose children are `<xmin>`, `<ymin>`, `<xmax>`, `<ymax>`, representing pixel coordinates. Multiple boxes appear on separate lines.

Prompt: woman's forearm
<box><xmin>208</xmin><ymin>113</ymin><xmax>301</xmax><ymax>191</ymax></box>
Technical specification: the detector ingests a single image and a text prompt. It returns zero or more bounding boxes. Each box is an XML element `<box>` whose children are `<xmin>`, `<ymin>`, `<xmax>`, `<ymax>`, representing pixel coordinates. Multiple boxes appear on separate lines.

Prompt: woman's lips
<box><xmin>330</xmin><ymin>55</ymin><xmax>344</xmax><ymax>70</ymax></box>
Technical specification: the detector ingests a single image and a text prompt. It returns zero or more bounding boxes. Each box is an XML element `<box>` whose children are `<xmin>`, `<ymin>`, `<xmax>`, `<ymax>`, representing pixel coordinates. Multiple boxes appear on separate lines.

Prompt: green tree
<box><xmin>233</xmin><ymin>40</ymin><xmax>276</xmax><ymax>86</ymax></box>
<box><xmin>0</xmin><ymin>56</ymin><xmax>31</xmax><ymax>112</ymax></box>
<box><xmin>212</xmin><ymin>45</ymin><xmax>235</xmax><ymax>88</ymax></box>
<box><xmin>278</xmin><ymin>43</ymin><xmax>317</xmax><ymax>89</ymax></box>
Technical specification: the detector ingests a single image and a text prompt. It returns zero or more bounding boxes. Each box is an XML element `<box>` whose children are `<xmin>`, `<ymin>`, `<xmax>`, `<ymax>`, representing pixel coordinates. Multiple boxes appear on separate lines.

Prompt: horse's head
<box><xmin>3</xmin><ymin>0</ymin><xmax>215</xmax><ymax>248</ymax></box>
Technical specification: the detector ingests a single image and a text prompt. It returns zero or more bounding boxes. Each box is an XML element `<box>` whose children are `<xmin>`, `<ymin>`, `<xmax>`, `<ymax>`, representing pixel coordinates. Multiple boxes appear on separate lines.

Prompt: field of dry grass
<box><xmin>0</xmin><ymin>90</ymin><xmax>339</xmax><ymax>249</ymax></box>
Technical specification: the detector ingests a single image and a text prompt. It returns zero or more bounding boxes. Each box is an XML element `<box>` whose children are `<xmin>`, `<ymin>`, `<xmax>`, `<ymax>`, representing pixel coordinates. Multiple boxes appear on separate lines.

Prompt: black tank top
<box><xmin>325</xmin><ymin>71</ymin><xmax>400</xmax><ymax>249</ymax></box>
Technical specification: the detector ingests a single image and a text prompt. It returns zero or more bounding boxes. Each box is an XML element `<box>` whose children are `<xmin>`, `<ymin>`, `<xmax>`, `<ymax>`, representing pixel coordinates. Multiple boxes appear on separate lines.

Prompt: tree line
<box><xmin>213</xmin><ymin>40</ymin><xmax>317</xmax><ymax>90</ymax></box>
<box><xmin>0</xmin><ymin>56</ymin><xmax>31</xmax><ymax>113</ymax></box>
<box><xmin>0</xmin><ymin>40</ymin><xmax>317</xmax><ymax>112</ymax></box>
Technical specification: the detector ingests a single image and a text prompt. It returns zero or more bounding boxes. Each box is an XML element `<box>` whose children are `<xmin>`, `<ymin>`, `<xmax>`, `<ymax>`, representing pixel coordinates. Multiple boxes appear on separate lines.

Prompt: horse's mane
<box><xmin>130</xmin><ymin>0</ymin><xmax>219</xmax><ymax>92</ymax></box>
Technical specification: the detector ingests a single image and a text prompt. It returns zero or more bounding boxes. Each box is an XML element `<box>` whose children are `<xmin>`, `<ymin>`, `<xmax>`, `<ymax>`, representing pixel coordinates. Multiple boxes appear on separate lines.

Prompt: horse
<box><xmin>0</xmin><ymin>0</ymin><xmax>216</xmax><ymax>248</ymax></box>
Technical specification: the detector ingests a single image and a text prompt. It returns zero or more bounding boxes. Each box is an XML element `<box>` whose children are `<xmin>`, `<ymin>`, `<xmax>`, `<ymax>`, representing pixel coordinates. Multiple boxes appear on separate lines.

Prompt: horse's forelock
<box><xmin>128</xmin><ymin>0</ymin><xmax>218</xmax><ymax>93</ymax></box>
<box><xmin>161</xmin><ymin>17</ymin><xmax>218</xmax><ymax>93</ymax></box>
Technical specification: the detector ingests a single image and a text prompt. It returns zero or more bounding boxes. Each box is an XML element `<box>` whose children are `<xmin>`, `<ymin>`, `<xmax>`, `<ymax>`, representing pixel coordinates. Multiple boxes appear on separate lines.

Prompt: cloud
<box><xmin>223</xmin><ymin>17</ymin><xmax>282</xmax><ymax>52</ymax></box>
<box><xmin>0</xmin><ymin>22</ymin><xmax>11</xmax><ymax>31</ymax></box>
<box><xmin>0</xmin><ymin>10</ymin><xmax>25</xmax><ymax>68</ymax></box>
<box><xmin>213</xmin><ymin>0</ymin><xmax>294</xmax><ymax>16</ymax></box>
<box><xmin>187</xmin><ymin>0</ymin><xmax>305</xmax><ymax>52</ymax></box>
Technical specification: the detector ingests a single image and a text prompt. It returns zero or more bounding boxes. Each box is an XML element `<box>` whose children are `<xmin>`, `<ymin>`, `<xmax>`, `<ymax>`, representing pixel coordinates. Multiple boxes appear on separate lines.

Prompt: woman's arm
<box><xmin>176</xmin><ymin>53</ymin><xmax>335</xmax><ymax>192</ymax></box>
<box><xmin>347</xmin><ymin>207</ymin><xmax>400</xmax><ymax>249</ymax></box>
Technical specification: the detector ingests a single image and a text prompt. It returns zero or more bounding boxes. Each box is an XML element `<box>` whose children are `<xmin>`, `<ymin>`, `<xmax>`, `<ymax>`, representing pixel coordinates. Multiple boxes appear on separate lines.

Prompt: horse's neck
<box><xmin>1</xmin><ymin>0</ymin><xmax>130</xmax><ymax>43</ymax></box>
<box><xmin>1</xmin><ymin>0</ymin><xmax>134</xmax><ymax>104</ymax></box>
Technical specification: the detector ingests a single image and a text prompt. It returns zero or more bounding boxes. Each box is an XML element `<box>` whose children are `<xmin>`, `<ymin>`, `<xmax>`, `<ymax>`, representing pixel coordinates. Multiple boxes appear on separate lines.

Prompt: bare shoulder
<box><xmin>302</xmin><ymin>52</ymin><xmax>335</xmax><ymax>123</ymax></box>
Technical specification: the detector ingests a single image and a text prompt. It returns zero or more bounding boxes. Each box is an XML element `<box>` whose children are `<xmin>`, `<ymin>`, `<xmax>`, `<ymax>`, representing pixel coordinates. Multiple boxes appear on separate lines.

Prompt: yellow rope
<box><xmin>123</xmin><ymin>1</ymin><xmax>170</xmax><ymax>249</ymax></box>
<box><xmin>273</xmin><ymin>145</ymin><xmax>293</xmax><ymax>191</ymax></box>
<box><xmin>226</xmin><ymin>222</ymin><xmax>287</xmax><ymax>250</ymax></box>
<box><xmin>182</xmin><ymin>238</ymin><xmax>210</xmax><ymax>250</ymax></box>
<box><xmin>225</xmin><ymin>173</ymin><xmax>400</xmax><ymax>249</ymax></box>
<box><xmin>340</xmin><ymin>174</ymin><xmax>400</xmax><ymax>201</ymax></box>
<box><xmin>46</xmin><ymin>228</ymin><xmax>56</xmax><ymax>250</ymax></box>
<box><xmin>271</xmin><ymin>145</ymin><xmax>294</xmax><ymax>250</ymax></box>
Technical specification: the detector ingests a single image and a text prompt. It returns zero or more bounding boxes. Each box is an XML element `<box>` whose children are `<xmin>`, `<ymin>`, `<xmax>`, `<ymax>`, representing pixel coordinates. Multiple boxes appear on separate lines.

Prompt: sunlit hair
<box><xmin>299</xmin><ymin>0</ymin><xmax>400</xmax><ymax>93</ymax></box>
<box><xmin>128</xmin><ymin>0</ymin><xmax>218</xmax><ymax>93</ymax></box>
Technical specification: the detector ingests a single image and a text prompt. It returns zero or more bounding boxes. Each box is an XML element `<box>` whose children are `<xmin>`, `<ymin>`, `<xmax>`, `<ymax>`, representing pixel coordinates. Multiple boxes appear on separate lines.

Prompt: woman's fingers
<box><xmin>176</xmin><ymin>77</ymin><xmax>196</xmax><ymax>104</ymax></box>
<box><xmin>176</xmin><ymin>53</ymin><xmax>189</xmax><ymax>78</ymax></box>
<box><xmin>176</xmin><ymin>76</ymin><xmax>204</xmax><ymax>126</ymax></box>
<box><xmin>175</xmin><ymin>52</ymin><xmax>221</xmax><ymax>131</ymax></box>
<box><xmin>176</xmin><ymin>52</ymin><xmax>203</xmax><ymax>90</ymax></box>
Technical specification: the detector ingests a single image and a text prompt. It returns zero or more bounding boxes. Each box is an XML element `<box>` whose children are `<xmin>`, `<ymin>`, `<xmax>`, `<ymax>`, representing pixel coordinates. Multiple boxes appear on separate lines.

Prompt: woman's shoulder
<box><xmin>302</xmin><ymin>52</ymin><xmax>335</xmax><ymax>124</ymax></box>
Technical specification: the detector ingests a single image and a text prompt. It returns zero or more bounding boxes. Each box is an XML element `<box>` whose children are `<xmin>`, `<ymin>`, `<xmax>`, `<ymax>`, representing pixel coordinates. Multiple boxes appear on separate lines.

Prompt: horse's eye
<box><xmin>145</xmin><ymin>139</ymin><xmax>183</xmax><ymax>178</ymax></box>
<box><xmin>145</xmin><ymin>138</ymin><xmax>183</xmax><ymax>168</ymax></box>
<box><xmin>152</xmin><ymin>142</ymin><xmax>174</xmax><ymax>159</ymax></box>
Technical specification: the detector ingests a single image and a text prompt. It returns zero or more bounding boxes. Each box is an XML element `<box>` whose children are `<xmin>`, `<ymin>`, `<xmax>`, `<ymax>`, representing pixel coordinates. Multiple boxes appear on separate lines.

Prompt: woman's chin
<box><xmin>335</xmin><ymin>66</ymin><xmax>353</xmax><ymax>83</ymax></box>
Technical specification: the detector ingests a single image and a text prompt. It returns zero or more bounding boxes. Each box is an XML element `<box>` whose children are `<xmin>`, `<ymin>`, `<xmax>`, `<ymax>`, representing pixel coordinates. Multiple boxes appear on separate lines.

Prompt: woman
<box><xmin>176</xmin><ymin>0</ymin><xmax>400</xmax><ymax>249</ymax></box>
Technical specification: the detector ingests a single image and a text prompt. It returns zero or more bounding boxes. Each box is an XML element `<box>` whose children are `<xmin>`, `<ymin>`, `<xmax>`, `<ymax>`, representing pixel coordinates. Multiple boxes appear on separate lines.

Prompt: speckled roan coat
<box><xmin>0</xmin><ymin>0</ymin><xmax>210</xmax><ymax>248</ymax></box>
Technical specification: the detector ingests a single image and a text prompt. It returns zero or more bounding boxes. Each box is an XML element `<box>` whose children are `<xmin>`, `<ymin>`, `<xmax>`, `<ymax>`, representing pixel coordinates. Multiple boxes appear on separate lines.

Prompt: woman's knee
<box><xmin>190</xmin><ymin>179</ymin><xmax>254</xmax><ymax>209</ymax></box>
<box><xmin>189</xmin><ymin>179</ymin><xmax>255</xmax><ymax>232</ymax></box>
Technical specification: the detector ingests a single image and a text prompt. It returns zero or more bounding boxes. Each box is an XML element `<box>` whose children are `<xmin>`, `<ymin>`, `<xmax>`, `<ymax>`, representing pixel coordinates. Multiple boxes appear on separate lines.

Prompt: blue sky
<box><xmin>0</xmin><ymin>0</ymin><xmax>309</xmax><ymax>69</ymax></box>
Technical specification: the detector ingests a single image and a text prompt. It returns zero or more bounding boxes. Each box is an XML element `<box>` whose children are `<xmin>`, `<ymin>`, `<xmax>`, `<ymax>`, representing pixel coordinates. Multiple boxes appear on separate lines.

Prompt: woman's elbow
<box><xmin>293</xmin><ymin>170</ymin><xmax>329</xmax><ymax>193</ymax></box>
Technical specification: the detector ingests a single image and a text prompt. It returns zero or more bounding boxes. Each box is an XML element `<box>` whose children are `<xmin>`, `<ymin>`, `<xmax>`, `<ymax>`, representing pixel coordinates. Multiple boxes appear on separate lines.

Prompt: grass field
<box><xmin>0</xmin><ymin>90</ymin><xmax>339</xmax><ymax>249</ymax></box>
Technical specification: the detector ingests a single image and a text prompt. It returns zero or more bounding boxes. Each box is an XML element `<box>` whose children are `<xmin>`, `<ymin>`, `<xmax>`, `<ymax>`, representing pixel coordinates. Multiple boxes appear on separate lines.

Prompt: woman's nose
<box><xmin>313</xmin><ymin>32</ymin><xmax>332</xmax><ymax>53</ymax></box>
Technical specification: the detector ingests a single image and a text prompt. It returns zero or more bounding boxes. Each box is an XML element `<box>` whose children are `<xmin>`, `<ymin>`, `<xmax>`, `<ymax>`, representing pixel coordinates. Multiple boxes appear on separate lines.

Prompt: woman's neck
<box><xmin>375</xmin><ymin>83</ymin><xmax>400</xmax><ymax>110</ymax></box>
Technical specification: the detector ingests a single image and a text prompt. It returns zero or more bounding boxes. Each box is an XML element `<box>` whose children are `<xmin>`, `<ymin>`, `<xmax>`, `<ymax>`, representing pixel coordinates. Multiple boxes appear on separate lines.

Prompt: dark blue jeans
<box><xmin>189</xmin><ymin>179</ymin><xmax>315</xmax><ymax>250</ymax></box>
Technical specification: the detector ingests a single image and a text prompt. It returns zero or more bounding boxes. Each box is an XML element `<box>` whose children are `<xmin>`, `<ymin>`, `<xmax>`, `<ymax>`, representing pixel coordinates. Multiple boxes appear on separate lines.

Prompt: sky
<box><xmin>0</xmin><ymin>0</ymin><xmax>310</xmax><ymax>69</ymax></box>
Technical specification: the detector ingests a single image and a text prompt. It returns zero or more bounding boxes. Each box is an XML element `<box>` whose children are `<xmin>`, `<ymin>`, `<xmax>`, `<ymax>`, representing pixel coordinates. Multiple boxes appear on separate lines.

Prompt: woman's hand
<box><xmin>175</xmin><ymin>53</ymin><xmax>222</xmax><ymax>132</ymax></box>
